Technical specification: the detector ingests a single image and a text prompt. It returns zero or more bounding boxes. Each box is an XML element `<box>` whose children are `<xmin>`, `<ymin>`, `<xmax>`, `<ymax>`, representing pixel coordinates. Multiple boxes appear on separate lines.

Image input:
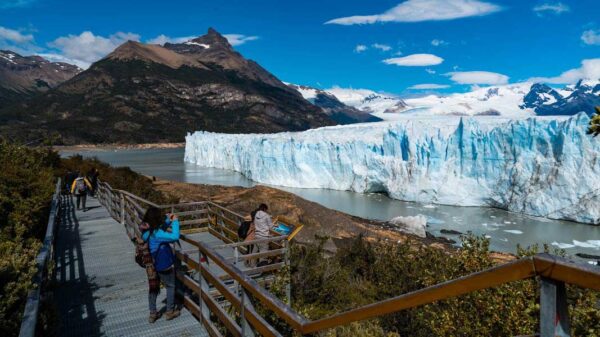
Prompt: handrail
<box><xmin>95</xmin><ymin>180</ymin><xmax>600</xmax><ymax>337</ymax></box>
<box><xmin>18</xmin><ymin>179</ymin><xmax>62</xmax><ymax>337</ymax></box>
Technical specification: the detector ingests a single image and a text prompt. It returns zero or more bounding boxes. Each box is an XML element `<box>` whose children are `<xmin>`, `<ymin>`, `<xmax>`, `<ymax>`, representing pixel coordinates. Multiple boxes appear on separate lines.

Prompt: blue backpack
<box><xmin>152</xmin><ymin>242</ymin><xmax>175</xmax><ymax>272</ymax></box>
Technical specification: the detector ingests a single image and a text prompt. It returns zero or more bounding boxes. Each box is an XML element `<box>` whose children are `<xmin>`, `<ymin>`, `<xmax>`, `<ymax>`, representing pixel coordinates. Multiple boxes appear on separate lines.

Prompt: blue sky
<box><xmin>1</xmin><ymin>0</ymin><xmax>599</xmax><ymax>96</ymax></box>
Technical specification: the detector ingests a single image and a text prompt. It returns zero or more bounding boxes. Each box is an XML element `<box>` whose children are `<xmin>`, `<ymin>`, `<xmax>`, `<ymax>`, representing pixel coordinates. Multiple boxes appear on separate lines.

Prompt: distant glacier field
<box><xmin>185</xmin><ymin>113</ymin><xmax>600</xmax><ymax>224</ymax></box>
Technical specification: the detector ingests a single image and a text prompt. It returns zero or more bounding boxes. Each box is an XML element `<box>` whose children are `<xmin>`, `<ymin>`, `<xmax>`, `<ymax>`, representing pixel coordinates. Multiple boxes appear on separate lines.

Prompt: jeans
<box><xmin>76</xmin><ymin>194</ymin><xmax>87</xmax><ymax>210</ymax></box>
<box><xmin>148</xmin><ymin>268</ymin><xmax>175</xmax><ymax>313</ymax></box>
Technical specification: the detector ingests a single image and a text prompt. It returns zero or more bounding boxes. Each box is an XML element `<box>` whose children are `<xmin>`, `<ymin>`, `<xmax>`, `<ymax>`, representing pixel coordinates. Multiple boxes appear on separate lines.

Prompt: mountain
<box><xmin>0</xmin><ymin>50</ymin><xmax>81</xmax><ymax>108</ymax></box>
<box><xmin>0</xmin><ymin>28</ymin><xmax>334</xmax><ymax>144</ymax></box>
<box><xmin>288</xmin><ymin>84</ymin><xmax>382</xmax><ymax>124</ymax></box>
<box><xmin>325</xmin><ymin>87</ymin><xmax>408</xmax><ymax>116</ymax></box>
<box><xmin>405</xmin><ymin>80</ymin><xmax>600</xmax><ymax>118</ymax></box>
<box><xmin>528</xmin><ymin>80</ymin><xmax>600</xmax><ymax>116</ymax></box>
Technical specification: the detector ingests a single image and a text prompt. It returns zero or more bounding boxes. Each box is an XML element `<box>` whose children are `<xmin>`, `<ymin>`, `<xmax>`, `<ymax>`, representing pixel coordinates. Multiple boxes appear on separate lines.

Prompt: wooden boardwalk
<box><xmin>54</xmin><ymin>195</ymin><xmax>208</xmax><ymax>337</ymax></box>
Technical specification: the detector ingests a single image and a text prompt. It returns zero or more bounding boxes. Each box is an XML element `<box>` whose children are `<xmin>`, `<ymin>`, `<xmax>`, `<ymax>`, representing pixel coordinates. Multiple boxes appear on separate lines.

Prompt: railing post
<box><xmin>240</xmin><ymin>288</ymin><xmax>256</xmax><ymax>337</ymax></box>
<box><xmin>198</xmin><ymin>249</ymin><xmax>209</xmax><ymax>320</ymax></box>
<box><xmin>540</xmin><ymin>277</ymin><xmax>571</xmax><ymax>337</ymax></box>
<box><xmin>284</xmin><ymin>239</ymin><xmax>291</xmax><ymax>306</ymax></box>
<box><xmin>120</xmin><ymin>193</ymin><xmax>125</xmax><ymax>226</ymax></box>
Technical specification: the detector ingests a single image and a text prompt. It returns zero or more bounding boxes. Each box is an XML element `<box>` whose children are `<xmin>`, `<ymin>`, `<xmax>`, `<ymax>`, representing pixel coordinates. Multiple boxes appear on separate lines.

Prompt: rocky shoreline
<box><xmin>152</xmin><ymin>178</ymin><xmax>514</xmax><ymax>262</ymax></box>
<box><xmin>54</xmin><ymin>142</ymin><xmax>185</xmax><ymax>152</ymax></box>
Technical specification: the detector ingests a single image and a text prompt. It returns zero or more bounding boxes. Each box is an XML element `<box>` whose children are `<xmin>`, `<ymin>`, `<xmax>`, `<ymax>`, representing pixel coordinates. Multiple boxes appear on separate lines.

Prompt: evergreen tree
<box><xmin>588</xmin><ymin>106</ymin><xmax>600</xmax><ymax>136</ymax></box>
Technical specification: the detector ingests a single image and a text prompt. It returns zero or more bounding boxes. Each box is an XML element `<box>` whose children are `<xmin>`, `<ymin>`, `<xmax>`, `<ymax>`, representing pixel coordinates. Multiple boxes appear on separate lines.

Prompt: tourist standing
<box><xmin>253</xmin><ymin>204</ymin><xmax>275</xmax><ymax>264</ymax></box>
<box><xmin>141</xmin><ymin>207</ymin><xmax>181</xmax><ymax>323</ymax></box>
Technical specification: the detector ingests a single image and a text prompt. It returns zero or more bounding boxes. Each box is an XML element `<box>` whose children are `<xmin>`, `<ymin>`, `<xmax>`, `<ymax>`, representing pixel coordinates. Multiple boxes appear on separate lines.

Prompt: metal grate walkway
<box><xmin>54</xmin><ymin>195</ymin><xmax>208</xmax><ymax>337</ymax></box>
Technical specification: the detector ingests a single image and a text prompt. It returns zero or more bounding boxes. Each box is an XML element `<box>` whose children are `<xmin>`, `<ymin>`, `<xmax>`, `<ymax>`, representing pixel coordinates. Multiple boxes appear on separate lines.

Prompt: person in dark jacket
<box><xmin>140</xmin><ymin>207</ymin><xmax>181</xmax><ymax>323</ymax></box>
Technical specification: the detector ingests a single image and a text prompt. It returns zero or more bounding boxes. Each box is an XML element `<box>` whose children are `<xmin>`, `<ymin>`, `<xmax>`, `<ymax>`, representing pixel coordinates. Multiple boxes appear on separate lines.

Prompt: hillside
<box><xmin>0</xmin><ymin>29</ymin><xmax>334</xmax><ymax>144</ymax></box>
<box><xmin>0</xmin><ymin>50</ymin><xmax>81</xmax><ymax>108</ymax></box>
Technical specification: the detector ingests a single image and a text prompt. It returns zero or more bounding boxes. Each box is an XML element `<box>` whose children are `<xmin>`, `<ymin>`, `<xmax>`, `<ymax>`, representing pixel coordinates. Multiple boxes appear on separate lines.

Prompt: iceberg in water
<box><xmin>185</xmin><ymin>113</ymin><xmax>600</xmax><ymax>224</ymax></box>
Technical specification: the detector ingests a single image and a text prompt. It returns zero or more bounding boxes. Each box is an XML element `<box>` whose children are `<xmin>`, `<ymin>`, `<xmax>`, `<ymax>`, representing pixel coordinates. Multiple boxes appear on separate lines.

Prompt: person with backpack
<box><xmin>140</xmin><ymin>206</ymin><xmax>181</xmax><ymax>323</ymax></box>
<box><xmin>70</xmin><ymin>173</ymin><xmax>93</xmax><ymax>211</ymax></box>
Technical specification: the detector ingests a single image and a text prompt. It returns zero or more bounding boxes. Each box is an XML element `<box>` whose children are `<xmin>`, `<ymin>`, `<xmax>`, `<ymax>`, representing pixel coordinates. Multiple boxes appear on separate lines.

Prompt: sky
<box><xmin>1</xmin><ymin>0</ymin><xmax>599</xmax><ymax>96</ymax></box>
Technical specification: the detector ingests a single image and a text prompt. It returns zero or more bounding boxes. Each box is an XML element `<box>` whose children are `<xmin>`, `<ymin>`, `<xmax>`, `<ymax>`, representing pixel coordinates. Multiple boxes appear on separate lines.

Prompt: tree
<box><xmin>588</xmin><ymin>106</ymin><xmax>600</xmax><ymax>137</ymax></box>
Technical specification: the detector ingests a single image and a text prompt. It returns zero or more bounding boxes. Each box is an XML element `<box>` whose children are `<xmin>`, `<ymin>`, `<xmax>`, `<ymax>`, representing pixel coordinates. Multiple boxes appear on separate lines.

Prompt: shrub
<box><xmin>271</xmin><ymin>235</ymin><xmax>600</xmax><ymax>337</ymax></box>
<box><xmin>0</xmin><ymin>141</ymin><xmax>57</xmax><ymax>336</ymax></box>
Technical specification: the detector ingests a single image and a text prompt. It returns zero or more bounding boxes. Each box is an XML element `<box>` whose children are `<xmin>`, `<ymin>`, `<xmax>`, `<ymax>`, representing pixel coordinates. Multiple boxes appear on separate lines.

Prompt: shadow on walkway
<box><xmin>54</xmin><ymin>195</ymin><xmax>104</xmax><ymax>337</ymax></box>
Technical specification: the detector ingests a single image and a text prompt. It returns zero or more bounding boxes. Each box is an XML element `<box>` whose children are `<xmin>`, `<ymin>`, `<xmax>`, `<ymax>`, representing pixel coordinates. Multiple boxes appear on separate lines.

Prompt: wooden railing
<box><xmin>96</xmin><ymin>181</ymin><xmax>600</xmax><ymax>337</ymax></box>
<box><xmin>18</xmin><ymin>179</ymin><xmax>62</xmax><ymax>337</ymax></box>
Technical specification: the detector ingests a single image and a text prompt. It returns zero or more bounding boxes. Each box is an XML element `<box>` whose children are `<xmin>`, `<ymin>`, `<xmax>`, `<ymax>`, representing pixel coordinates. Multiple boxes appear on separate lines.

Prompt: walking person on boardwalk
<box><xmin>140</xmin><ymin>207</ymin><xmax>181</xmax><ymax>323</ymax></box>
<box><xmin>70</xmin><ymin>173</ymin><xmax>93</xmax><ymax>211</ymax></box>
<box><xmin>253</xmin><ymin>204</ymin><xmax>276</xmax><ymax>265</ymax></box>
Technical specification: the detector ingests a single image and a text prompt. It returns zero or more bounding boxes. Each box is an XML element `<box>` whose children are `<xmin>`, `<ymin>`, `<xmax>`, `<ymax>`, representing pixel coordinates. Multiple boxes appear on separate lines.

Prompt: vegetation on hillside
<box><xmin>0</xmin><ymin>141</ymin><xmax>58</xmax><ymax>336</ymax></box>
<box><xmin>264</xmin><ymin>235</ymin><xmax>600</xmax><ymax>337</ymax></box>
<box><xmin>588</xmin><ymin>106</ymin><xmax>600</xmax><ymax>136</ymax></box>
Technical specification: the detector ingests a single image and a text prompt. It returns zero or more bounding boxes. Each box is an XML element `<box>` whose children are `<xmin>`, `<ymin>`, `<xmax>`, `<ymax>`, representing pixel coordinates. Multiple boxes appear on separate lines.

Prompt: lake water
<box><xmin>61</xmin><ymin>148</ymin><xmax>600</xmax><ymax>259</ymax></box>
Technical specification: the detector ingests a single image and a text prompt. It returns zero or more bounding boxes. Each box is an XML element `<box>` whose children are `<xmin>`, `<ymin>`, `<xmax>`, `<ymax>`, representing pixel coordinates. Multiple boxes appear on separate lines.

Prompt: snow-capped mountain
<box><xmin>405</xmin><ymin>83</ymin><xmax>534</xmax><ymax>118</ymax></box>
<box><xmin>326</xmin><ymin>87</ymin><xmax>408</xmax><ymax>116</ymax></box>
<box><xmin>405</xmin><ymin>79</ymin><xmax>600</xmax><ymax>118</ymax></box>
<box><xmin>287</xmin><ymin>84</ymin><xmax>382</xmax><ymax>124</ymax></box>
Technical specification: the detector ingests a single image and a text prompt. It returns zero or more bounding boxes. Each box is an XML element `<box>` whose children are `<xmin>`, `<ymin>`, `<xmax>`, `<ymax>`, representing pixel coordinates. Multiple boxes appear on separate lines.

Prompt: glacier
<box><xmin>185</xmin><ymin>113</ymin><xmax>600</xmax><ymax>224</ymax></box>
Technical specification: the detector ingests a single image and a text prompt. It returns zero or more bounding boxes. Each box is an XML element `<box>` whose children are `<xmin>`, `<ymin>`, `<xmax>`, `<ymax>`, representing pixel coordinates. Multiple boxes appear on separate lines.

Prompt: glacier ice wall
<box><xmin>185</xmin><ymin>113</ymin><xmax>600</xmax><ymax>224</ymax></box>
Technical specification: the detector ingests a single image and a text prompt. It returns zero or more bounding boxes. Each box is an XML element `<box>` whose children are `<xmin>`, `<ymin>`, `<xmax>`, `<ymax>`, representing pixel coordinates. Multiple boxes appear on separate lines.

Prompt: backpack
<box><xmin>238</xmin><ymin>220</ymin><xmax>252</xmax><ymax>240</ymax></box>
<box><xmin>152</xmin><ymin>242</ymin><xmax>175</xmax><ymax>272</ymax></box>
<box><xmin>135</xmin><ymin>240</ymin><xmax>147</xmax><ymax>268</ymax></box>
<box><xmin>75</xmin><ymin>179</ymin><xmax>87</xmax><ymax>194</ymax></box>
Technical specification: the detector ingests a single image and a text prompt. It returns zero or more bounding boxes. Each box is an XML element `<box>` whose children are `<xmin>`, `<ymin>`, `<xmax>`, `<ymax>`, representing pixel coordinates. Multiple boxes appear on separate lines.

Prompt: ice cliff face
<box><xmin>185</xmin><ymin>113</ymin><xmax>600</xmax><ymax>224</ymax></box>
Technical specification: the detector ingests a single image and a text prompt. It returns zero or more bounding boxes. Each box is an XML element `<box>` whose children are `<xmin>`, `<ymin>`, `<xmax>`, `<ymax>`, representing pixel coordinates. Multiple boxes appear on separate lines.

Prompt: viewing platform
<box><xmin>18</xmin><ymin>179</ymin><xmax>600</xmax><ymax>337</ymax></box>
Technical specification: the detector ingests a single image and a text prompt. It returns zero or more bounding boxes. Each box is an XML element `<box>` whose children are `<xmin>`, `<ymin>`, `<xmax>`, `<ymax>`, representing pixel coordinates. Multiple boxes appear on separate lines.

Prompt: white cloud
<box><xmin>528</xmin><ymin>58</ymin><xmax>600</xmax><ymax>84</ymax></box>
<box><xmin>47</xmin><ymin>31</ymin><xmax>140</xmax><ymax>68</ymax></box>
<box><xmin>325</xmin><ymin>0</ymin><xmax>501</xmax><ymax>25</ymax></box>
<box><xmin>408</xmin><ymin>83</ymin><xmax>450</xmax><ymax>89</ymax></box>
<box><xmin>0</xmin><ymin>26</ymin><xmax>33</xmax><ymax>43</ymax></box>
<box><xmin>431</xmin><ymin>39</ymin><xmax>448</xmax><ymax>46</ymax></box>
<box><xmin>147</xmin><ymin>34</ymin><xmax>195</xmax><ymax>45</ymax></box>
<box><xmin>37</xmin><ymin>53</ymin><xmax>86</xmax><ymax>69</ymax></box>
<box><xmin>223</xmin><ymin>34</ymin><xmax>259</xmax><ymax>46</ymax></box>
<box><xmin>425</xmin><ymin>68</ymin><xmax>436</xmax><ymax>74</ymax></box>
<box><xmin>383</xmin><ymin>53</ymin><xmax>444</xmax><ymax>66</ymax></box>
<box><xmin>533</xmin><ymin>2</ymin><xmax>570</xmax><ymax>15</ymax></box>
<box><xmin>446</xmin><ymin>71</ymin><xmax>509</xmax><ymax>85</ymax></box>
<box><xmin>372</xmin><ymin>43</ymin><xmax>392</xmax><ymax>51</ymax></box>
<box><xmin>581</xmin><ymin>30</ymin><xmax>600</xmax><ymax>46</ymax></box>
<box><xmin>354</xmin><ymin>44</ymin><xmax>367</xmax><ymax>53</ymax></box>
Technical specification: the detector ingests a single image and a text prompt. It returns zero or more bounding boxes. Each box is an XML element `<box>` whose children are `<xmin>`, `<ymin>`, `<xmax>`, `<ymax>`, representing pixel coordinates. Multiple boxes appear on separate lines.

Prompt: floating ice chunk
<box><xmin>423</xmin><ymin>204</ymin><xmax>437</xmax><ymax>209</ymax></box>
<box><xmin>389</xmin><ymin>215</ymin><xmax>427</xmax><ymax>238</ymax></box>
<box><xmin>551</xmin><ymin>241</ymin><xmax>575</xmax><ymax>249</ymax></box>
<box><xmin>503</xmin><ymin>229</ymin><xmax>523</xmax><ymax>234</ymax></box>
<box><xmin>573</xmin><ymin>240</ymin><xmax>599</xmax><ymax>249</ymax></box>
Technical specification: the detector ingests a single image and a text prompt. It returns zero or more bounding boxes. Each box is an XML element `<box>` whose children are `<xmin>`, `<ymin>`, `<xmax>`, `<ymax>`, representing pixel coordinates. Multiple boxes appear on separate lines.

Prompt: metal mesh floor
<box><xmin>54</xmin><ymin>196</ymin><xmax>208</xmax><ymax>337</ymax></box>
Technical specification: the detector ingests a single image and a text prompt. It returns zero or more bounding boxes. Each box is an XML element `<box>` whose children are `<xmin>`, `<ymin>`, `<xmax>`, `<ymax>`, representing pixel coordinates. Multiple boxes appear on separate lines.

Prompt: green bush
<box><xmin>0</xmin><ymin>141</ymin><xmax>57</xmax><ymax>336</ymax></box>
<box><xmin>269</xmin><ymin>235</ymin><xmax>600</xmax><ymax>337</ymax></box>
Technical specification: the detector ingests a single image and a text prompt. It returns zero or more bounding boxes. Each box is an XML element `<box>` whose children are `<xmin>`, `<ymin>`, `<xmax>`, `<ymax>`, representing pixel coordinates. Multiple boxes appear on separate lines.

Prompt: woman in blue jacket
<box><xmin>141</xmin><ymin>207</ymin><xmax>181</xmax><ymax>323</ymax></box>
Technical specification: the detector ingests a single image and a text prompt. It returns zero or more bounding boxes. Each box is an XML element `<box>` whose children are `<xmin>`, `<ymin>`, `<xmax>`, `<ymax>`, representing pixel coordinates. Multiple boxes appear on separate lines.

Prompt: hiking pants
<box><xmin>76</xmin><ymin>194</ymin><xmax>87</xmax><ymax>210</ymax></box>
<box><xmin>148</xmin><ymin>268</ymin><xmax>175</xmax><ymax>312</ymax></box>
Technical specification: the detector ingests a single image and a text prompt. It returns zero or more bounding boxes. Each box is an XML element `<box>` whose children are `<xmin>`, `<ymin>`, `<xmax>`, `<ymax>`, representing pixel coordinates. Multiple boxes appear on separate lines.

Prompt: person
<box><xmin>141</xmin><ymin>207</ymin><xmax>181</xmax><ymax>323</ymax></box>
<box><xmin>70</xmin><ymin>173</ymin><xmax>93</xmax><ymax>211</ymax></box>
<box><xmin>253</xmin><ymin>204</ymin><xmax>275</xmax><ymax>265</ymax></box>
<box><xmin>243</xmin><ymin>210</ymin><xmax>257</xmax><ymax>267</ymax></box>
<box><xmin>89</xmin><ymin>168</ymin><xmax>100</xmax><ymax>197</ymax></box>
<box><xmin>65</xmin><ymin>170</ymin><xmax>78</xmax><ymax>195</ymax></box>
